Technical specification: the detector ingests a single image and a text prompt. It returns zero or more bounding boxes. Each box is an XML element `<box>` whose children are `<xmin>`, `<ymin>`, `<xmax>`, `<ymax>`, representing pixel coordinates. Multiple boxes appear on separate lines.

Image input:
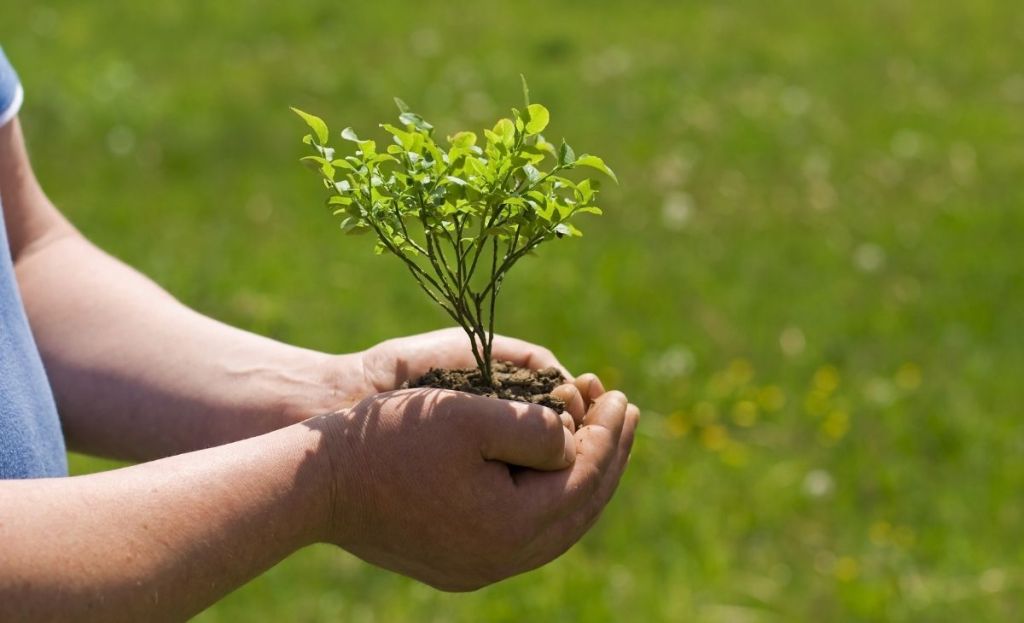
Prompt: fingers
<box><xmin>580</xmin><ymin>388</ymin><xmax>626</xmax><ymax>440</ymax></box>
<box><xmin>570</xmin><ymin>402</ymin><xmax>639</xmax><ymax>533</ymax></box>
<box><xmin>514</xmin><ymin>391</ymin><xmax>630</xmax><ymax>512</ymax></box>
<box><xmin>550</xmin><ymin>383</ymin><xmax>586</xmax><ymax>428</ymax></box>
<box><xmin>526</xmin><ymin>402</ymin><xmax>639</xmax><ymax>570</ymax></box>
<box><xmin>573</xmin><ymin>373</ymin><xmax>606</xmax><ymax>409</ymax></box>
<box><xmin>470</xmin><ymin>395</ymin><xmax>575</xmax><ymax>471</ymax></box>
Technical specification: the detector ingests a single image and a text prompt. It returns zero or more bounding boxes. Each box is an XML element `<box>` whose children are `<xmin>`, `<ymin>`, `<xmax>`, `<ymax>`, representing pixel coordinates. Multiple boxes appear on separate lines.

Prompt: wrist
<box><xmin>290</xmin><ymin>412</ymin><xmax>346</xmax><ymax>546</ymax></box>
<box><xmin>274</xmin><ymin>351</ymin><xmax>368</xmax><ymax>425</ymax></box>
<box><xmin>300</xmin><ymin>405</ymin><xmax>375</xmax><ymax>549</ymax></box>
<box><xmin>224</xmin><ymin>417</ymin><xmax>343</xmax><ymax>551</ymax></box>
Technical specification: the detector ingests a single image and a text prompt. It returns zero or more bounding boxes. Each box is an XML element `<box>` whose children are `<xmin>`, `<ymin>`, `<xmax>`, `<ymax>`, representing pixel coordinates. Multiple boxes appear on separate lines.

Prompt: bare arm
<box><xmin>0</xmin><ymin>417</ymin><xmax>332</xmax><ymax>622</ymax></box>
<box><xmin>16</xmin><ymin>230</ymin><xmax>349</xmax><ymax>460</ymax></box>
<box><xmin>1</xmin><ymin>118</ymin><xmax>355</xmax><ymax>460</ymax></box>
<box><xmin>1</xmin><ymin>382</ymin><xmax>638</xmax><ymax>621</ymax></box>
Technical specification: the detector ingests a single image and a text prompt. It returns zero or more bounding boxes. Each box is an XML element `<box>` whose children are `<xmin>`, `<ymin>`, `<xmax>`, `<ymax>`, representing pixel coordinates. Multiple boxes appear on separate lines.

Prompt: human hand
<box><xmin>313</xmin><ymin>379</ymin><xmax>638</xmax><ymax>591</ymax></box>
<box><xmin>358</xmin><ymin>327</ymin><xmax>569</xmax><ymax>394</ymax></box>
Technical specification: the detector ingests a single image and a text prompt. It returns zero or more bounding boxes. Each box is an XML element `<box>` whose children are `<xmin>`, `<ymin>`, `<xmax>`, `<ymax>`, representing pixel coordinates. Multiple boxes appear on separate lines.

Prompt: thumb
<box><xmin>473</xmin><ymin>398</ymin><xmax>576</xmax><ymax>471</ymax></box>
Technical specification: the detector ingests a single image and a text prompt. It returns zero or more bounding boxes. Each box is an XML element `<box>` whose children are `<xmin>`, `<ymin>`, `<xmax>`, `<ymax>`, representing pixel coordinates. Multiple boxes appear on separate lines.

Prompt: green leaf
<box><xmin>576</xmin><ymin>206</ymin><xmax>603</xmax><ymax>215</ymax></box>
<box><xmin>300</xmin><ymin>155</ymin><xmax>327</xmax><ymax>171</ymax></box>
<box><xmin>526</xmin><ymin>189</ymin><xmax>547</xmax><ymax>204</ymax></box>
<box><xmin>449</xmin><ymin>131</ymin><xmax>477</xmax><ymax>149</ymax></box>
<box><xmin>381</xmin><ymin>123</ymin><xmax>416</xmax><ymax>150</ymax></box>
<box><xmin>341</xmin><ymin>127</ymin><xmax>361</xmax><ymax>142</ymax></box>
<box><xmin>558</xmin><ymin>140</ymin><xmax>576</xmax><ymax>167</ymax></box>
<box><xmin>394</xmin><ymin>97</ymin><xmax>411</xmax><ymax>114</ymax></box>
<box><xmin>575</xmin><ymin>178</ymin><xmax>595</xmax><ymax>204</ymax></box>
<box><xmin>574</xmin><ymin>154</ymin><xmax>618</xmax><ymax>183</ymax></box>
<box><xmin>554</xmin><ymin>222</ymin><xmax>582</xmax><ymax>238</ymax></box>
<box><xmin>372</xmin><ymin>153</ymin><xmax>399</xmax><ymax>165</ymax></box>
<box><xmin>549</xmin><ymin>176</ymin><xmax>577</xmax><ymax>193</ymax></box>
<box><xmin>520</xmin><ymin>74</ymin><xmax>531</xmax><ymax>107</ymax></box>
<box><xmin>291</xmin><ymin>107</ymin><xmax>329</xmax><ymax>145</ymax></box>
<box><xmin>512</xmin><ymin>109</ymin><xmax>526</xmax><ymax>133</ymax></box>
<box><xmin>483</xmin><ymin>129</ymin><xmax>501</xmax><ymax>148</ymax></box>
<box><xmin>322</xmin><ymin>162</ymin><xmax>337</xmax><ymax>181</ymax></box>
<box><xmin>526</xmin><ymin>104</ymin><xmax>550</xmax><ymax>134</ymax></box>
<box><xmin>539</xmin><ymin>205</ymin><xmax>557</xmax><ymax>223</ymax></box>
<box><xmin>399</xmin><ymin>111</ymin><xmax>434</xmax><ymax>132</ymax></box>
<box><xmin>493</xmin><ymin>118</ymin><xmax>516</xmax><ymax>144</ymax></box>
<box><xmin>534</xmin><ymin>135</ymin><xmax>557</xmax><ymax>156</ymax></box>
<box><xmin>523</xmin><ymin>163</ymin><xmax>542</xmax><ymax>184</ymax></box>
<box><xmin>464</xmin><ymin>156</ymin><xmax>487</xmax><ymax>177</ymax></box>
<box><xmin>357</xmin><ymin>139</ymin><xmax>377</xmax><ymax>156</ymax></box>
<box><xmin>340</xmin><ymin>216</ymin><xmax>370</xmax><ymax>235</ymax></box>
<box><xmin>314</xmin><ymin>144</ymin><xmax>335</xmax><ymax>160</ymax></box>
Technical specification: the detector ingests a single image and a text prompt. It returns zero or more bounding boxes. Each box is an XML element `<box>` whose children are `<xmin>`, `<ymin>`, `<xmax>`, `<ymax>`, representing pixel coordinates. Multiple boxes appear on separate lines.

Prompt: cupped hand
<box><xmin>314</xmin><ymin>377</ymin><xmax>638</xmax><ymax>591</ymax></box>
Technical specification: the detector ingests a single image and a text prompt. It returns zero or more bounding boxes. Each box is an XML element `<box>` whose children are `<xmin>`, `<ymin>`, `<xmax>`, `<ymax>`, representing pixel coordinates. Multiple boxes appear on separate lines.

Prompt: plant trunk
<box><xmin>473</xmin><ymin>328</ymin><xmax>494</xmax><ymax>388</ymax></box>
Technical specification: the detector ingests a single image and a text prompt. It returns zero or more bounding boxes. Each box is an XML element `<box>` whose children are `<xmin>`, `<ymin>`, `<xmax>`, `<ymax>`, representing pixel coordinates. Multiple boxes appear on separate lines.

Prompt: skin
<box><xmin>0</xmin><ymin>114</ymin><xmax>639</xmax><ymax>620</ymax></box>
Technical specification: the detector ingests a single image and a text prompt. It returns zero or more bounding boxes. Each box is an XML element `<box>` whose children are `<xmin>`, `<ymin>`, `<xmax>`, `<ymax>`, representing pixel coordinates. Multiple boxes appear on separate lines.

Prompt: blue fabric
<box><xmin>0</xmin><ymin>45</ymin><xmax>23</xmax><ymax>126</ymax></box>
<box><xmin>0</xmin><ymin>46</ymin><xmax>68</xmax><ymax>479</ymax></box>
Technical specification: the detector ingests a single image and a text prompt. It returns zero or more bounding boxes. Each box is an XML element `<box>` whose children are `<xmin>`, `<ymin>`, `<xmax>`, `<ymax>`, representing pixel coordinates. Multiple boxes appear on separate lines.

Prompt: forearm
<box><xmin>0</xmin><ymin>418</ymin><xmax>332</xmax><ymax>622</ymax></box>
<box><xmin>16</xmin><ymin>234</ymin><xmax>365</xmax><ymax>460</ymax></box>
<box><xmin>0</xmin><ymin>117</ymin><xmax>363</xmax><ymax>460</ymax></box>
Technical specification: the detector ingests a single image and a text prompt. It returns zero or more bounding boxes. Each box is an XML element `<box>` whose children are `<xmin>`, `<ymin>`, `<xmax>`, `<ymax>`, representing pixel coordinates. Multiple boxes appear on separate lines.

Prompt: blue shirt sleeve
<box><xmin>0</xmin><ymin>46</ymin><xmax>24</xmax><ymax>127</ymax></box>
<box><xmin>0</xmin><ymin>46</ymin><xmax>67</xmax><ymax>478</ymax></box>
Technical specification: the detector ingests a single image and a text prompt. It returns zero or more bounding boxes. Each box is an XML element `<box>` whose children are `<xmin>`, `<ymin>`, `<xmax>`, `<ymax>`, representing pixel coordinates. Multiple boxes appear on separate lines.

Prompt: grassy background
<box><xmin>5</xmin><ymin>0</ymin><xmax>1024</xmax><ymax>620</ymax></box>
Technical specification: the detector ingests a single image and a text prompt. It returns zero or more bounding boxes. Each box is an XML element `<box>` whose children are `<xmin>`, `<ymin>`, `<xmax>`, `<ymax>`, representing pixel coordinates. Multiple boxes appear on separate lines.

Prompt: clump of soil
<box><xmin>403</xmin><ymin>360</ymin><xmax>566</xmax><ymax>413</ymax></box>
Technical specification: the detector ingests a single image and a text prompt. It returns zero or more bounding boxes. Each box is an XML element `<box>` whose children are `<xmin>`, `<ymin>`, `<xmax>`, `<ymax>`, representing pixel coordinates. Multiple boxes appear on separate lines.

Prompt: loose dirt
<box><xmin>403</xmin><ymin>360</ymin><xmax>566</xmax><ymax>413</ymax></box>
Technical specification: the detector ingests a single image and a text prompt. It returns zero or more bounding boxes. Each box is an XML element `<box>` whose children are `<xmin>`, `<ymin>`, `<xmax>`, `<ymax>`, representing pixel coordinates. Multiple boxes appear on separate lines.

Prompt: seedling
<box><xmin>293</xmin><ymin>79</ymin><xmax>615</xmax><ymax>387</ymax></box>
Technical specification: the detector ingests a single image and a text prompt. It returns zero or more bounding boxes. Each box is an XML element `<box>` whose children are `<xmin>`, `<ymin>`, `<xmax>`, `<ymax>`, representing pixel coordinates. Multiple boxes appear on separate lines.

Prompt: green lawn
<box><xmin>5</xmin><ymin>0</ymin><xmax>1024</xmax><ymax>620</ymax></box>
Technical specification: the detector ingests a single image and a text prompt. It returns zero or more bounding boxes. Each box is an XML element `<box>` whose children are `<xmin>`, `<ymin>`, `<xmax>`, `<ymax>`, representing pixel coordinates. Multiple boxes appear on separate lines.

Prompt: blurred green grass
<box><xmin>5</xmin><ymin>0</ymin><xmax>1024</xmax><ymax>620</ymax></box>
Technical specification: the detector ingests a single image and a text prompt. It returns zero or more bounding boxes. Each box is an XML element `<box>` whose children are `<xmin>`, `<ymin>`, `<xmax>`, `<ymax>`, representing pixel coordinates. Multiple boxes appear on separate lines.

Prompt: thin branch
<box><xmin>409</xmin><ymin>170</ymin><xmax>461</xmax><ymax>305</ymax></box>
<box><xmin>477</xmin><ymin>232</ymin><xmax>546</xmax><ymax>301</ymax></box>
<box><xmin>485</xmin><ymin>236</ymin><xmax>499</xmax><ymax>372</ymax></box>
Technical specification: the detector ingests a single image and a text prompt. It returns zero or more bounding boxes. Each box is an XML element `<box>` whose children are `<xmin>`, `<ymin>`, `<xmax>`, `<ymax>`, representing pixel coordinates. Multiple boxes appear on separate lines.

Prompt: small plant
<box><xmin>293</xmin><ymin>79</ymin><xmax>615</xmax><ymax>387</ymax></box>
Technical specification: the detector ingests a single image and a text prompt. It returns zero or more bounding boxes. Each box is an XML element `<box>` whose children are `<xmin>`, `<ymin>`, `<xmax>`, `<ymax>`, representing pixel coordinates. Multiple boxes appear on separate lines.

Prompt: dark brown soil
<box><xmin>403</xmin><ymin>361</ymin><xmax>566</xmax><ymax>413</ymax></box>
